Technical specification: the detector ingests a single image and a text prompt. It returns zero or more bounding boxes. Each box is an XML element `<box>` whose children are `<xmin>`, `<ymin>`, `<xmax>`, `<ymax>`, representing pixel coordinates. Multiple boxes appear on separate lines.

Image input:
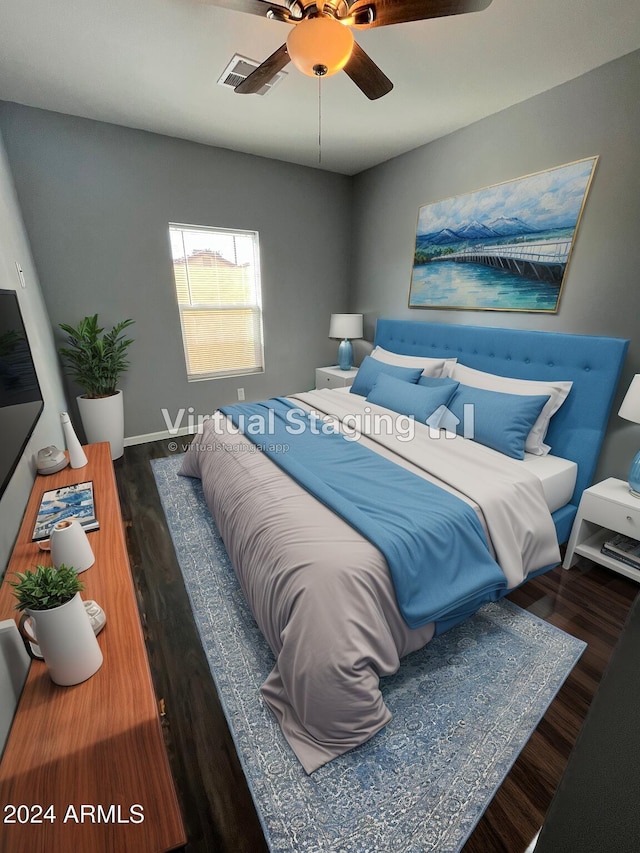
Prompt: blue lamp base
<box><xmin>629</xmin><ymin>450</ymin><xmax>640</xmax><ymax>497</ymax></box>
<box><xmin>337</xmin><ymin>339</ymin><xmax>353</xmax><ymax>371</ymax></box>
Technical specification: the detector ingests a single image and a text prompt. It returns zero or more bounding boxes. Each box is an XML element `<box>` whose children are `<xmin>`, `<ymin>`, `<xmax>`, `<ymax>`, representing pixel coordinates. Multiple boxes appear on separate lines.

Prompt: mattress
<box><xmin>333</xmin><ymin>384</ymin><xmax>577</xmax><ymax>513</ymax></box>
<box><xmin>521</xmin><ymin>452</ymin><xmax>577</xmax><ymax>514</ymax></box>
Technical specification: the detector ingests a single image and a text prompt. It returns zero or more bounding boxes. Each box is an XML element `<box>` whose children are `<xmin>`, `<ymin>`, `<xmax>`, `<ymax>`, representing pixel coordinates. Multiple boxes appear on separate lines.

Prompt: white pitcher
<box><xmin>19</xmin><ymin>593</ymin><xmax>103</xmax><ymax>686</ymax></box>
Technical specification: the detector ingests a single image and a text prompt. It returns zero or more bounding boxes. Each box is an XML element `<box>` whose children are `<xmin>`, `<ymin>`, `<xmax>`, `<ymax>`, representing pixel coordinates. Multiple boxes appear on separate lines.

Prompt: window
<box><xmin>169</xmin><ymin>223</ymin><xmax>264</xmax><ymax>381</ymax></box>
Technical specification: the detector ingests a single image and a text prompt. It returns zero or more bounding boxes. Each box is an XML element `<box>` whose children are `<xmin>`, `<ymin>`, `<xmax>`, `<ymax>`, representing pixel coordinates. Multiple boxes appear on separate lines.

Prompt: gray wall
<box><xmin>351</xmin><ymin>49</ymin><xmax>640</xmax><ymax>481</ymax></box>
<box><xmin>0</xmin><ymin>129</ymin><xmax>68</xmax><ymax>573</ymax></box>
<box><xmin>0</xmin><ymin>104</ymin><xmax>353</xmax><ymax>441</ymax></box>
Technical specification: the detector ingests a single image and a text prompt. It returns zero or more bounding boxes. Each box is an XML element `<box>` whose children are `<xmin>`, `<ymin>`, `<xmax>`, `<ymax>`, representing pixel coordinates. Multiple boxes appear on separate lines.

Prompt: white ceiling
<box><xmin>0</xmin><ymin>0</ymin><xmax>639</xmax><ymax>175</ymax></box>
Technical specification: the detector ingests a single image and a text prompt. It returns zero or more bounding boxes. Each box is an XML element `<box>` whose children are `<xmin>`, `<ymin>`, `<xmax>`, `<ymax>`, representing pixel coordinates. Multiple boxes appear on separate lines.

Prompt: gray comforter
<box><xmin>179</xmin><ymin>389</ymin><xmax>559</xmax><ymax>773</ymax></box>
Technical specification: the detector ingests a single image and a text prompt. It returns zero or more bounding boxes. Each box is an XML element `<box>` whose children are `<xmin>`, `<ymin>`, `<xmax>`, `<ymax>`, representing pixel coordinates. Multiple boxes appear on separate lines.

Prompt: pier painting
<box><xmin>409</xmin><ymin>157</ymin><xmax>597</xmax><ymax>312</ymax></box>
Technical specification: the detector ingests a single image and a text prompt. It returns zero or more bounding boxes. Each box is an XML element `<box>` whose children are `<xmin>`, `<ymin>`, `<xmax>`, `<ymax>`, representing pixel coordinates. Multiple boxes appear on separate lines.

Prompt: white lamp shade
<box><xmin>329</xmin><ymin>313</ymin><xmax>363</xmax><ymax>340</ymax></box>
<box><xmin>619</xmin><ymin>375</ymin><xmax>640</xmax><ymax>424</ymax></box>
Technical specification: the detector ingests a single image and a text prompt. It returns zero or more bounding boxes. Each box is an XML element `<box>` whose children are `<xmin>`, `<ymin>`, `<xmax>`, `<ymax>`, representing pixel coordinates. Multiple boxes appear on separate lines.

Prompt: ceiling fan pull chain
<box><xmin>318</xmin><ymin>76</ymin><xmax>322</xmax><ymax>166</ymax></box>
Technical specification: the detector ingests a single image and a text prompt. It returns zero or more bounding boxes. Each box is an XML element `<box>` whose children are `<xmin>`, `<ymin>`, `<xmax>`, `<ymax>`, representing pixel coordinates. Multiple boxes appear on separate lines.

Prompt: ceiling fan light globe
<box><xmin>286</xmin><ymin>15</ymin><xmax>354</xmax><ymax>78</ymax></box>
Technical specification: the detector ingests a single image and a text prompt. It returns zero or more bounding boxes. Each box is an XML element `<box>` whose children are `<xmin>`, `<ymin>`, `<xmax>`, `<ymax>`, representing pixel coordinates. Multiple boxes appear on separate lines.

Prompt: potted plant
<box><xmin>10</xmin><ymin>565</ymin><xmax>103</xmax><ymax>686</ymax></box>
<box><xmin>59</xmin><ymin>314</ymin><xmax>135</xmax><ymax>460</ymax></box>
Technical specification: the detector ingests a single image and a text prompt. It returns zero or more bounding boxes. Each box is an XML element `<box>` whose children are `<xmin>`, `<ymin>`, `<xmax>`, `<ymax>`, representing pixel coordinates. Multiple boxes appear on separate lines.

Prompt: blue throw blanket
<box><xmin>220</xmin><ymin>398</ymin><xmax>507</xmax><ymax>632</ymax></box>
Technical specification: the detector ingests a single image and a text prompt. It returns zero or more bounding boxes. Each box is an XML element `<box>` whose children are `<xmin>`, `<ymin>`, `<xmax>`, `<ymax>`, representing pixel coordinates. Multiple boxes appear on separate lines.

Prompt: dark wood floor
<box><xmin>115</xmin><ymin>439</ymin><xmax>638</xmax><ymax>853</ymax></box>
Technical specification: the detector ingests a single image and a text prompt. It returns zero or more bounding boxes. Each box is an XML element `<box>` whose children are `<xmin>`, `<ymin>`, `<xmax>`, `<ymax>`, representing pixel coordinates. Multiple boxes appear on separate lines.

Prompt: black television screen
<box><xmin>0</xmin><ymin>289</ymin><xmax>43</xmax><ymax>499</ymax></box>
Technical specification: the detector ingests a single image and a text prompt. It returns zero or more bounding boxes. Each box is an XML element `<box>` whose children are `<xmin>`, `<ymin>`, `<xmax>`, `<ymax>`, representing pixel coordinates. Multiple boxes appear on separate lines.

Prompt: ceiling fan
<box><xmin>211</xmin><ymin>0</ymin><xmax>493</xmax><ymax>100</ymax></box>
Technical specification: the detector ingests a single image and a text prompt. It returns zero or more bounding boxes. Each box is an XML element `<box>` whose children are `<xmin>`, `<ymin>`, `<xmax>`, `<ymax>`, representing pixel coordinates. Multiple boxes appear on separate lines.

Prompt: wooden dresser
<box><xmin>0</xmin><ymin>442</ymin><xmax>186</xmax><ymax>852</ymax></box>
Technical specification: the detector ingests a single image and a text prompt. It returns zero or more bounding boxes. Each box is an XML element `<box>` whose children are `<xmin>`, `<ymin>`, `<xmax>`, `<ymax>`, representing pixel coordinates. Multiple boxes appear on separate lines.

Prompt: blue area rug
<box><xmin>152</xmin><ymin>454</ymin><xmax>585</xmax><ymax>853</ymax></box>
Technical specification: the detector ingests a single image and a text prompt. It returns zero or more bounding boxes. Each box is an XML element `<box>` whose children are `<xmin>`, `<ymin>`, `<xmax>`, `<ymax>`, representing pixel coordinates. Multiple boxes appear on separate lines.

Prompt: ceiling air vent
<box><xmin>217</xmin><ymin>54</ymin><xmax>287</xmax><ymax>96</ymax></box>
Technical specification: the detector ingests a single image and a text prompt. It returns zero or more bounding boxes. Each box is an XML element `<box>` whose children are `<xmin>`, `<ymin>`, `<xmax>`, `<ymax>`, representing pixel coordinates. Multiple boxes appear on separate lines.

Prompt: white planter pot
<box><xmin>77</xmin><ymin>390</ymin><xmax>124</xmax><ymax>460</ymax></box>
<box><xmin>18</xmin><ymin>593</ymin><xmax>103</xmax><ymax>686</ymax></box>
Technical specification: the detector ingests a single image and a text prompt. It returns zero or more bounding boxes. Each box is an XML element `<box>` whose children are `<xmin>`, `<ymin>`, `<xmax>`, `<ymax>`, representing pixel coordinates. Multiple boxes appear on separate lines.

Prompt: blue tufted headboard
<box><xmin>374</xmin><ymin>320</ymin><xmax>629</xmax><ymax>543</ymax></box>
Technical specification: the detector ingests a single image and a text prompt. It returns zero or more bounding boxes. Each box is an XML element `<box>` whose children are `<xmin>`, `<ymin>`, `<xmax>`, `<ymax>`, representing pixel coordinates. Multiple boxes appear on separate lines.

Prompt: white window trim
<box><xmin>169</xmin><ymin>223</ymin><xmax>265</xmax><ymax>382</ymax></box>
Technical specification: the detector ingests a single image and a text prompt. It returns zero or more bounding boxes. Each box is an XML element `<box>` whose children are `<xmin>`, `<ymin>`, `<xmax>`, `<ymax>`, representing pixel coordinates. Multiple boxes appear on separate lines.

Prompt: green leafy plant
<box><xmin>9</xmin><ymin>565</ymin><xmax>85</xmax><ymax>612</ymax></box>
<box><xmin>59</xmin><ymin>314</ymin><xmax>135</xmax><ymax>398</ymax></box>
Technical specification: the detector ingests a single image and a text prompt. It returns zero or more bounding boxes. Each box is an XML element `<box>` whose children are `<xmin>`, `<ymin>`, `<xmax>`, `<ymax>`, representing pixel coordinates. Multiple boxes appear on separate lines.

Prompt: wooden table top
<box><xmin>0</xmin><ymin>442</ymin><xmax>185</xmax><ymax>852</ymax></box>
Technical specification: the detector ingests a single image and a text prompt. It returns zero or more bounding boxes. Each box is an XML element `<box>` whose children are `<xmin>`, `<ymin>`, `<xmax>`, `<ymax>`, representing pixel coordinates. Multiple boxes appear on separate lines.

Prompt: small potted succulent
<box><xmin>58</xmin><ymin>314</ymin><xmax>135</xmax><ymax>460</ymax></box>
<box><xmin>10</xmin><ymin>564</ymin><xmax>84</xmax><ymax>611</ymax></box>
<box><xmin>10</xmin><ymin>565</ymin><xmax>103</xmax><ymax>685</ymax></box>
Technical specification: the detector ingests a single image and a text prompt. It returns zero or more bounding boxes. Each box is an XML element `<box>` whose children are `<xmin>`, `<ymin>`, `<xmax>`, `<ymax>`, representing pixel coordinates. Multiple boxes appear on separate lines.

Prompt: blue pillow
<box><xmin>446</xmin><ymin>384</ymin><xmax>551</xmax><ymax>459</ymax></box>
<box><xmin>350</xmin><ymin>356</ymin><xmax>422</xmax><ymax>397</ymax></box>
<box><xmin>366</xmin><ymin>373</ymin><xmax>459</xmax><ymax>423</ymax></box>
<box><xmin>418</xmin><ymin>375</ymin><xmax>460</xmax><ymax>390</ymax></box>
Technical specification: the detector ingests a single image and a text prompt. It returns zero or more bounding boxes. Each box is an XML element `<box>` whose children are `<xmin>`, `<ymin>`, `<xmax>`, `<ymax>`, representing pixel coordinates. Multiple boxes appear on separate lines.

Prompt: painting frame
<box><xmin>408</xmin><ymin>156</ymin><xmax>598</xmax><ymax>313</ymax></box>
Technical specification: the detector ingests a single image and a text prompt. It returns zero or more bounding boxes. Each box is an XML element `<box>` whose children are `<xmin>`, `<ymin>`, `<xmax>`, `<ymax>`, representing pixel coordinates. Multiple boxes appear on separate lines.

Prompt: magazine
<box><xmin>601</xmin><ymin>532</ymin><xmax>640</xmax><ymax>566</ymax></box>
<box><xmin>600</xmin><ymin>546</ymin><xmax>640</xmax><ymax>571</ymax></box>
<box><xmin>32</xmin><ymin>481</ymin><xmax>99</xmax><ymax>542</ymax></box>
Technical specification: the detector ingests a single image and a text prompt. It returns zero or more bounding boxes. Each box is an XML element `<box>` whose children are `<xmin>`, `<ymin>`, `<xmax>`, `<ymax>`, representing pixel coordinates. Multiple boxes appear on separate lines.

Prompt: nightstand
<box><xmin>563</xmin><ymin>477</ymin><xmax>640</xmax><ymax>581</ymax></box>
<box><xmin>315</xmin><ymin>365</ymin><xmax>358</xmax><ymax>390</ymax></box>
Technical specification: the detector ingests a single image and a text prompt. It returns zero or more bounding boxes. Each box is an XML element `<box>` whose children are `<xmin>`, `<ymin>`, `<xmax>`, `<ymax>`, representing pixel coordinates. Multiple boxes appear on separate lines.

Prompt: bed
<box><xmin>180</xmin><ymin>320</ymin><xmax>628</xmax><ymax>773</ymax></box>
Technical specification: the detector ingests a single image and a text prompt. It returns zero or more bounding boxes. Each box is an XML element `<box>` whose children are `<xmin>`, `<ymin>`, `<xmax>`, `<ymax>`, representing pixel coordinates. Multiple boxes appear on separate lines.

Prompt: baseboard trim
<box><xmin>124</xmin><ymin>426</ymin><xmax>197</xmax><ymax>447</ymax></box>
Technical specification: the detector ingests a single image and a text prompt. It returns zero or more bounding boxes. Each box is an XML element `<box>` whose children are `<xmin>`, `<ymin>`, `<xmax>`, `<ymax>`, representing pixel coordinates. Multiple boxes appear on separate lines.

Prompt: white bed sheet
<box><xmin>520</xmin><ymin>452</ymin><xmax>577</xmax><ymax>514</ymax></box>
<box><xmin>332</xmin><ymin>384</ymin><xmax>577</xmax><ymax>513</ymax></box>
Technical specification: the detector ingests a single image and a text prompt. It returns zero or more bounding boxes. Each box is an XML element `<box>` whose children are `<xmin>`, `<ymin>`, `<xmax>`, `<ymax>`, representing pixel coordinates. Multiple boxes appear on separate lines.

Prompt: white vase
<box><xmin>77</xmin><ymin>390</ymin><xmax>124</xmax><ymax>460</ymax></box>
<box><xmin>50</xmin><ymin>518</ymin><xmax>95</xmax><ymax>573</ymax></box>
<box><xmin>18</xmin><ymin>593</ymin><xmax>103</xmax><ymax>686</ymax></box>
<box><xmin>60</xmin><ymin>411</ymin><xmax>88</xmax><ymax>468</ymax></box>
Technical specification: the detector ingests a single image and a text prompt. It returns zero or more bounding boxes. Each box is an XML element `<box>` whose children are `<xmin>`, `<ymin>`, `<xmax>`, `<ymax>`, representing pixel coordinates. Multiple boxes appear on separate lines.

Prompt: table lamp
<box><xmin>329</xmin><ymin>313</ymin><xmax>363</xmax><ymax>371</ymax></box>
<box><xmin>618</xmin><ymin>374</ymin><xmax>640</xmax><ymax>496</ymax></box>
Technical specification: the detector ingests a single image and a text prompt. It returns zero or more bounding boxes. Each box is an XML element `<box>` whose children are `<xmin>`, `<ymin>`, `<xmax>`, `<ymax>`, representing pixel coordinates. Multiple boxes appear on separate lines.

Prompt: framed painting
<box><xmin>408</xmin><ymin>156</ymin><xmax>598</xmax><ymax>313</ymax></box>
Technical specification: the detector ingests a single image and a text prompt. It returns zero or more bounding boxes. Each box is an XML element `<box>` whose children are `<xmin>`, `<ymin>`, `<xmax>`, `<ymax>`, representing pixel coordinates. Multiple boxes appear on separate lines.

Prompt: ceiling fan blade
<box><xmin>347</xmin><ymin>0</ymin><xmax>493</xmax><ymax>29</ymax></box>
<box><xmin>235</xmin><ymin>44</ymin><xmax>291</xmax><ymax>94</ymax></box>
<box><xmin>199</xmin><ymin>0</ymin><xmax>289</xmax><ymax>19</ymax></box>
<box><xmin>343</xmin><ymin>41</ymin><xmax>393</xmax><ymax>100</ymax></box>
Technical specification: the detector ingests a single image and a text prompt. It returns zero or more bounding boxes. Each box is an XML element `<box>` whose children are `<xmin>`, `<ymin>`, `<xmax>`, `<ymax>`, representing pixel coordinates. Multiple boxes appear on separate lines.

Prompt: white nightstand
<box><xmin>563</xmin><ymin>477</ymin><xmax>640</xmax><ymax>581</ymax></box>
<box><xmin>315</xmin><ymin>365</ymin><xmax>358</xmax><ymax>390</ymax></box>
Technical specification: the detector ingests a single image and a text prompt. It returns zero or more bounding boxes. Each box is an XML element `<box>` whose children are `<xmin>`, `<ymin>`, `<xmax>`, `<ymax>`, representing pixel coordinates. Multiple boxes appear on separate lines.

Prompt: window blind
<box><xmin>169</xmin><ymin>224</ymin><xmax>264</xmax><ymax>381</ymax></box>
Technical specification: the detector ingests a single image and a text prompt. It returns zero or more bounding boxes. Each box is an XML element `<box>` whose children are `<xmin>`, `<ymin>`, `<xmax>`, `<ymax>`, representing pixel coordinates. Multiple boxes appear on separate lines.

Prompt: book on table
<box><xmin>600</xmin><ymin>532</ymin><xmax>640</xmax><ymax>566</ymax></box>
<box><xmin>32</xmin><ymin>481</ymin><xmax>99</xmax><ymax>542</ymax></box>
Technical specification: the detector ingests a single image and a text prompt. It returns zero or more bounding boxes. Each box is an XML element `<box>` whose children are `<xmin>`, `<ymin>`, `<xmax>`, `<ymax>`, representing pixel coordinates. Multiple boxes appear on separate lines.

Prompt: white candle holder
<box><xmin>50</xmin><ymin>519</ymin><xmax>95</xmax><ymax>573</ymax></box>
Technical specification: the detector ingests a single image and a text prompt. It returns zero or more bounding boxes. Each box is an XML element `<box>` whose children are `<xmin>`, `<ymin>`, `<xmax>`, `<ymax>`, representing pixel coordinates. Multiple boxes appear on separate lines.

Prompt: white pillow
<box><xmin>371</xmin><ymin>345</ymin><xmax>457</xmax><ymax>378</ymax></box>
<box><xmin>449</xmin><ymin>363</ymin><xmax>572</xmax><ymax>456</ymax></box>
